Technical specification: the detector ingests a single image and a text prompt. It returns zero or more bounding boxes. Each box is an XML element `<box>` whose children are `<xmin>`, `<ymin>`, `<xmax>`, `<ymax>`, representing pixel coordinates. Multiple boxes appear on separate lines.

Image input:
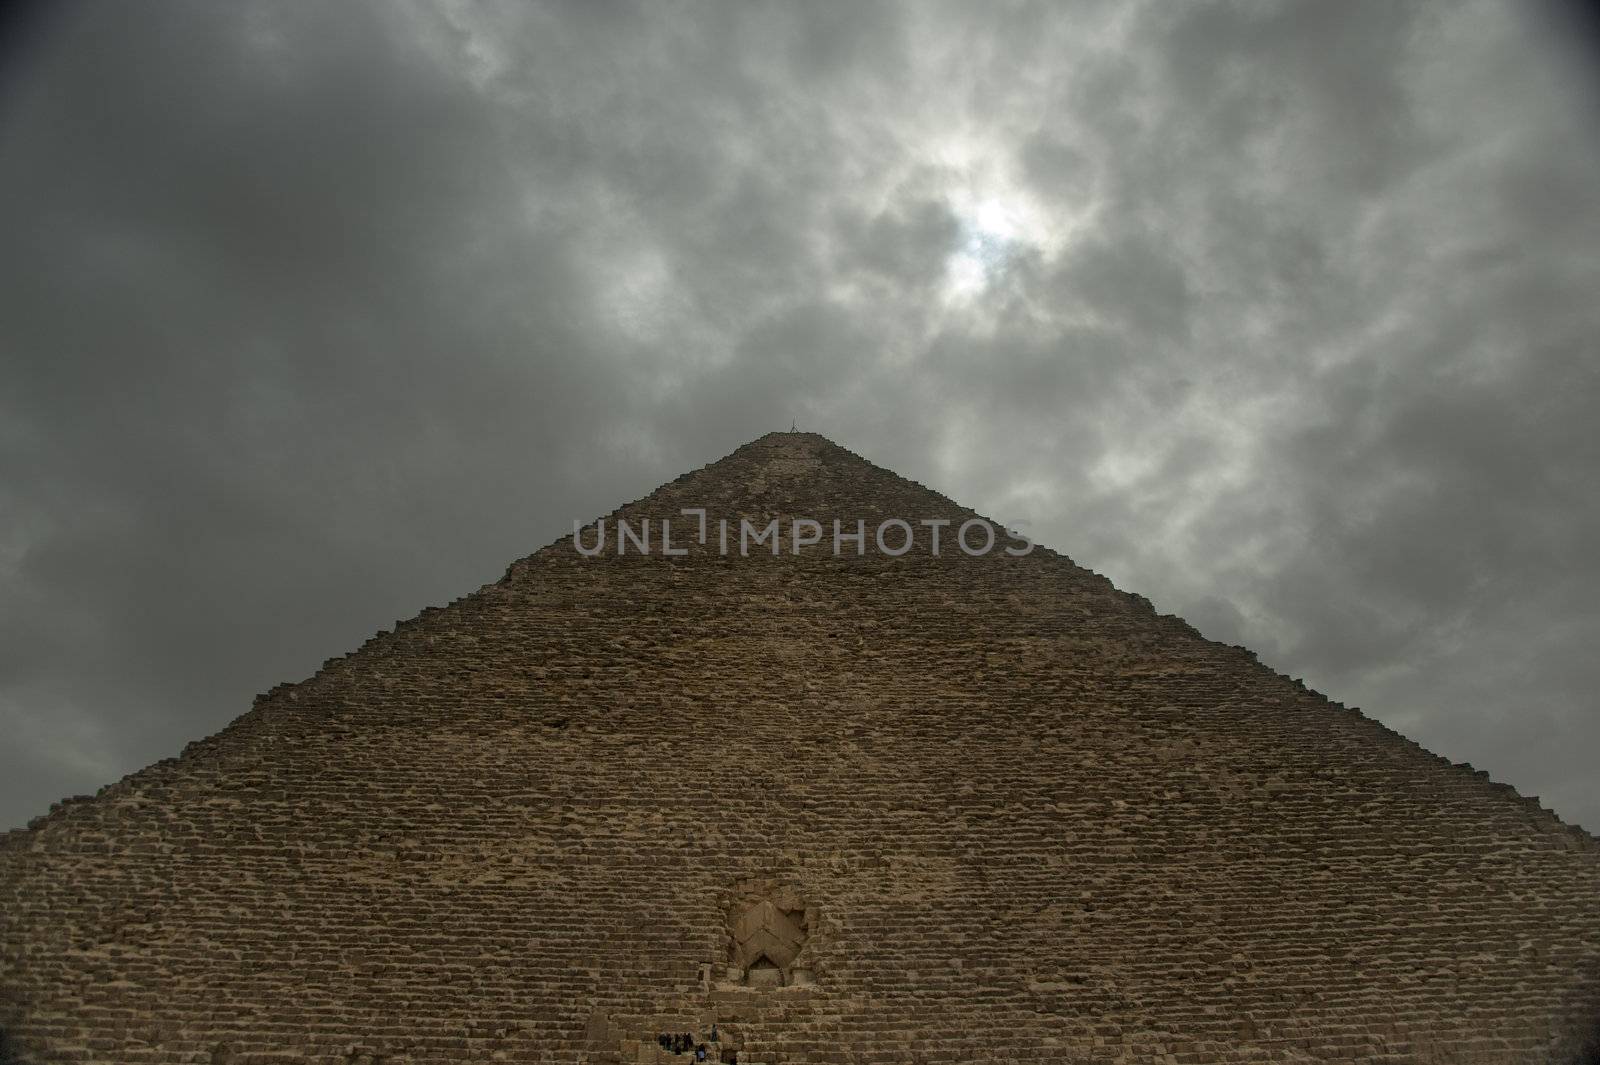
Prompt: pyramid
<box><xmin>2</xmin><ymin>431</ymin><xmax>1598</xmax><ymax>1065</ymax></box>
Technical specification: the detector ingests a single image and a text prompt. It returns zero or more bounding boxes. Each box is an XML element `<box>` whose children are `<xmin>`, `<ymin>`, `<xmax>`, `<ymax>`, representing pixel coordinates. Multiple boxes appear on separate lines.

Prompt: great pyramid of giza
<box><xmin>3</xmin><ymin>431</ymin><xmax>1598</xmax><ymax>1065</ymax></box>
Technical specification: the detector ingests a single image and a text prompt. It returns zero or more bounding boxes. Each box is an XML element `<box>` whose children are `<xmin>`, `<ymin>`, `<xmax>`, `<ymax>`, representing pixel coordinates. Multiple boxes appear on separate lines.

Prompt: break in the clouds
<box><xmin>1</xmin><ymin>0</ymin><xmax>1597</xmax><ymax>830</ymax></box>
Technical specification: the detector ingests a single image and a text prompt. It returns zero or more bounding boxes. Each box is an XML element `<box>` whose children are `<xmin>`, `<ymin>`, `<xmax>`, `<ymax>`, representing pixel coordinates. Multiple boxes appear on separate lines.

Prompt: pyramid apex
<box><xmin>534</xmin><ymin>429</ymin><xmax>1041</xmax><ymax>564</ymax></box>
<box><xmin>745</xmin><ymin>427</ymin><xmax>837</xmax><ymax>446</ymax></box>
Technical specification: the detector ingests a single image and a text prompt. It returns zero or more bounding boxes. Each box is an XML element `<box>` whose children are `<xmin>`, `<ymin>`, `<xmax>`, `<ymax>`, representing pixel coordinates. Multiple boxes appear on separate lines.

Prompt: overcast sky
<box><xmin>1</xmin><ymin>0</ymin><xmax>1597</xmax><ymax>833</ymax></box>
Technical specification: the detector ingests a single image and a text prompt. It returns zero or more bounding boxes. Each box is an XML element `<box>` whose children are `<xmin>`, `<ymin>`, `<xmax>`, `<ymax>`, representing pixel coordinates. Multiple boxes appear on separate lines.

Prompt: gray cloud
<box><xmin>1</xmin><ymin>0</ymin><xmax>1596</xmax><ymax>830</ymax></box>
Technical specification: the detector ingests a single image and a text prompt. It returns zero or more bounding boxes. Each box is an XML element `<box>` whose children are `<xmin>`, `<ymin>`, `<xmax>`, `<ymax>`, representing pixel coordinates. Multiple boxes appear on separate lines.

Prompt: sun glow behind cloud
<box><xmin>929</xmin><ymin>137</ymin><xmax>1087</xmax><ymax>304</ymax></box>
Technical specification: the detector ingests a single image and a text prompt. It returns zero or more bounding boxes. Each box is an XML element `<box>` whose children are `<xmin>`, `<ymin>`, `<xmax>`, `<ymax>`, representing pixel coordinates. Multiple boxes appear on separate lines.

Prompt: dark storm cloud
<box><xmin>1</xmin><ymin>0</ymin><xmax>1596</xmax><ymax>830</ymax></box>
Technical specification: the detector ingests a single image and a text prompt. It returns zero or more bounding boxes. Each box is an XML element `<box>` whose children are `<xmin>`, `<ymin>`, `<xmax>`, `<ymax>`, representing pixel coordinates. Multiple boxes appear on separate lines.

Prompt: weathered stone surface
<box><xmin>1</xmin><ymin>431</ymin><xmax>1597</xmax><ymax>1064</ymax></box>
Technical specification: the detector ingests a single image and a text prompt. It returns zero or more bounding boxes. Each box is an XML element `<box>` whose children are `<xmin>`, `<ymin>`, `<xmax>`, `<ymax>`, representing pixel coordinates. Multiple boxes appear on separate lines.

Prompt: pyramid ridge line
<box><xmin>2</xmin><ymin>431</ymin><xmax>1595</xmax><ymax>857</ymax></box>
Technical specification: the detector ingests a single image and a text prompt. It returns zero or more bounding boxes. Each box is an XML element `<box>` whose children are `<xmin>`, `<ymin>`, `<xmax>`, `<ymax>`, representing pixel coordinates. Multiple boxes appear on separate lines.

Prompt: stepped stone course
<box><xmin>2</xmin><ymin>431</ymin><xmax>1598</xmax><ymax>1064</ymax></box>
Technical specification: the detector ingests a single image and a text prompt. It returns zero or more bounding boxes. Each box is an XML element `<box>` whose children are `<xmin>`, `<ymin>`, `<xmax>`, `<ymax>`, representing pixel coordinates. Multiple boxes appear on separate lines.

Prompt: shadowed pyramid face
<box><xmin>2</xmin><ymin>431</ymin><xmax>1598</xmax><ymax>1064</ymax></box>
